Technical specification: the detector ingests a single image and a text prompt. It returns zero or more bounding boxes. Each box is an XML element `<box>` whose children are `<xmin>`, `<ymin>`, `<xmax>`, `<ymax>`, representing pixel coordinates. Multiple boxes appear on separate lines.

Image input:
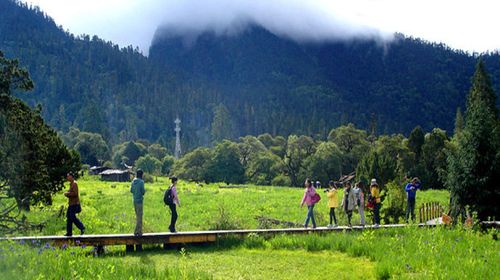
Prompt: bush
<box><xmin>381</xmin><ymin>181</ymin><xmax>406</xmax><ymax>224</ymax></box>
<box><xmin>142</xmin><ymin>173</ymin><xmax>155</xmax><ymax>183</ymax></box>
<box><xmin>209</xmin><ymin>203</ymin><xmax>241</xmax><ymax>230</ymax></box>
<box><xmin>271</xmin><ymin>174</ymin><xmax>291</xmax><ymax>187</ymax></box>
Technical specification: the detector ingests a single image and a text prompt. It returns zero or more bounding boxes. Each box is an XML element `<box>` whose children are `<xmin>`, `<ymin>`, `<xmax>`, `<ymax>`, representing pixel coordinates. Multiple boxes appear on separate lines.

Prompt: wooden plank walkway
<box><xmin>2</xmin><ymin>221</ymin><xmax>497</xmax><ymax>251</ymax></box>
<box><xmin>0</xmin><ymin>223</ymin><xmax>428</xmax><ymax>248</ymax></box>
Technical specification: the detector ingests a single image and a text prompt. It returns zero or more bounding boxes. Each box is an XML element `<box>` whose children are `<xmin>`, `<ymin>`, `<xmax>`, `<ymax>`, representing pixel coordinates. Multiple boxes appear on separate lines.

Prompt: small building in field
<box><xmin>89</xmin><ymin>166</ymin><xmax>111</xmax><ymax>175</ymax></box>
<box><xmin>99</xmin><ymin>169</ymin><xmax>130</xmax><ymax>182</ymax></box>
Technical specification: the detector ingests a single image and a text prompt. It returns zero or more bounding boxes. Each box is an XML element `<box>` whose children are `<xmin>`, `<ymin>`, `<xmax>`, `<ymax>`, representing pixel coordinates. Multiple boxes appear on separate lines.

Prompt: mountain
<box><xmin>1</xmin><ymin>0</ymin><xmax>499</xmax><ymax>151</ymax></box>
<box><xmin>149</xmin><ymin>25</ymin><xmax>500</xmax><ymax>135</ymax></box>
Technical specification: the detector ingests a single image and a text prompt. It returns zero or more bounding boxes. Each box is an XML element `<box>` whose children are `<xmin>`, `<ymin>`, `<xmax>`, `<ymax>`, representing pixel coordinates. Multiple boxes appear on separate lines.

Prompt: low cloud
<box><xmin>152</xmin><ymin>0</ymin><xmax>393</xmax><ymax>48</ymax></box>
<box><xmin>28</xmin><ymin>0</ymin><xmax>500</xmax><ymax>54</ymax></box>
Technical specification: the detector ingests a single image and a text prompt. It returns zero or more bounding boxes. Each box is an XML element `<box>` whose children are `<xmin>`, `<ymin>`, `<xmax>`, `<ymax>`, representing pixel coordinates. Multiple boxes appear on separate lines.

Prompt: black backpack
<box><xmin>163</xmin><ymin>187</ymin><xmax>174</xmax><ymax>206</ymax></box>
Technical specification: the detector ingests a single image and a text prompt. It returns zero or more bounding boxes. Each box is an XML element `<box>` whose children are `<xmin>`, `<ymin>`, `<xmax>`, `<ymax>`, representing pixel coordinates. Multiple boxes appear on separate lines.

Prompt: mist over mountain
<box><xmin>1</xmin><ymin>0</ymin><xmax>499</xmax><ymax>151</ymax></box>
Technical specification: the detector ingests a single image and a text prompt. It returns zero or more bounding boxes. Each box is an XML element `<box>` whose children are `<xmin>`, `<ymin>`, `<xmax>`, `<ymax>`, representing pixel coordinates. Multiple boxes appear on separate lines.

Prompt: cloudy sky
<box><xmin>21</xmin><ymin>0</ymin><xmax>500</xmax><ymax>55</ymax></box>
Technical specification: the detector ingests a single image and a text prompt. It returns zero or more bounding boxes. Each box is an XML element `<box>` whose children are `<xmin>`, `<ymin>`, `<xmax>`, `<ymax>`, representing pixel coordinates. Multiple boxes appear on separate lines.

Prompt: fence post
<box><xmin>426</xmin><ymin>203</ymin><xmax>430</xmax><ymax>222</ymax></box>
<box><xmin>419</xmin><ymin>205</ymin><xmax>423</xmax><ymax>223</ymax></box>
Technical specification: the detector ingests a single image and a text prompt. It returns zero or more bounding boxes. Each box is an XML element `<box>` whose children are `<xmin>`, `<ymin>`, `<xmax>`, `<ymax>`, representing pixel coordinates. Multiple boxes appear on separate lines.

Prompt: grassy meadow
<box><xmin>1</xmin><ymin>175</ymin><xmax>498</xmax><ymax>279</ymax></box>
<box><xmin>23</xmin><ymin>175</ymin><xmax>450</xmax><ymax>235</ymax></box>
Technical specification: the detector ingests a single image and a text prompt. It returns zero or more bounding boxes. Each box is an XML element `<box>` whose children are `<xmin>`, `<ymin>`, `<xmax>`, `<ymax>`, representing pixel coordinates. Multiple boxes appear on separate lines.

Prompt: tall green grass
<box><xmin>0</xmin><ymin>241</ymin><xmax>211</xmax><ymax>280</ymax></box>
<box><xmin>2</xmin><ymin>226</ymin><xmax>497</xmax><ymax>279</ymax></box>
<box><xmin>20</xmin><ymin>176</ymin><xmax>450</xmax><ymax>236</ymax></box>
<box><xmin>240</xmin><ymin>226</ymin><xmax>499</xmax><ymax>279</ymax></box>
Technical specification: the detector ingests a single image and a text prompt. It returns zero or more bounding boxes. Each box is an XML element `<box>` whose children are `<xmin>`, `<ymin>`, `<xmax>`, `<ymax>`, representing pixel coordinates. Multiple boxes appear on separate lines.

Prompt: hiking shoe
<box><xmin>80</xmin><ymin>228</ymin><xmax>85</xmax><ymax>235</ymax></box>
<box><xmin>64</xmin><ymin>233</ymin><xmax>72</xmax><ymax>237</ymax></box>
<box><xmin>327</xmin><ymin>224</ymin><xmax>333</xmax><ymax>229</ymax></box>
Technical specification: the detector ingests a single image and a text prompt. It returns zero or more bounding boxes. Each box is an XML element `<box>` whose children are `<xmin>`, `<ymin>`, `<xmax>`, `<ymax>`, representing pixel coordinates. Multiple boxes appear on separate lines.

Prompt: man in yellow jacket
<box><xmin>326</xmin><ymin>180</ymin><xmax>339</xmax><ymax>228</ymax></box>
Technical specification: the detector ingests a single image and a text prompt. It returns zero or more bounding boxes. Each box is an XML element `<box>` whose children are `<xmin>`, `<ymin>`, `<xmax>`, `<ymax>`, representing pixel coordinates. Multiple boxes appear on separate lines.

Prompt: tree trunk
<box><xmin>16</xmin><ymin>196</ymin><xmax>30</xmax><ymax>212</ymax></box>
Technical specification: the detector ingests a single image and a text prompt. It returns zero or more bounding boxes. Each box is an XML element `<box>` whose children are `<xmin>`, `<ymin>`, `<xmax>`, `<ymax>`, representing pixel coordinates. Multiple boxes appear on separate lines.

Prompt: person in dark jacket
<box><xmin>405</xmin><ymin>177</ymin><xmax>421</xmax><ymax>222</ymax></box>
<box><xmin>64</xmin><ymin>172</ymin><xmax>85</xmax><ymax>236</ymax></box>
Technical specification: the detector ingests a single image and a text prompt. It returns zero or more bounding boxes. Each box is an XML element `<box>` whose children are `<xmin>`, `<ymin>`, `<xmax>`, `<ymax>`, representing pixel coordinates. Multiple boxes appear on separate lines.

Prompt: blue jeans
<box><xmin>304</xmin><ymin>205</ymin><xmax>316</xmax><ymax>228</ymax></box>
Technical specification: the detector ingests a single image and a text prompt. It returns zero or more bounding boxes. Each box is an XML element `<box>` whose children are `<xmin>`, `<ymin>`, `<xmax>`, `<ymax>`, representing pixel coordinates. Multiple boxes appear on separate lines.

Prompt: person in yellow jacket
<box><xmin>370</xmin><ymin>179</ymin><xmax>381</xmax><ymax>227</ymax></box>
<box><xmin>326</xmin><ymin>180</ymin><xmax>339</xmax><ymax>228</ymax></box>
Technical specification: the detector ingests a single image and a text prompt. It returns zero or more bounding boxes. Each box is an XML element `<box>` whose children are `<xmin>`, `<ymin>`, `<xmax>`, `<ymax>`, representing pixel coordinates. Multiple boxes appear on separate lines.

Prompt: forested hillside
<box><xmin>1</xmin><ymin>0</ymin><xmax>498</xmax><ymax>151</ymax></box>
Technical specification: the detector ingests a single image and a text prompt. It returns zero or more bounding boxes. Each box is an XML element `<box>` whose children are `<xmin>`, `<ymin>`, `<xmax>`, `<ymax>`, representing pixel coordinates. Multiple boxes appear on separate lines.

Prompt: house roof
<box><xmin>99</xmin><ymin>169</ymin><xmax>129</xmax><ymax>175</ymax></box>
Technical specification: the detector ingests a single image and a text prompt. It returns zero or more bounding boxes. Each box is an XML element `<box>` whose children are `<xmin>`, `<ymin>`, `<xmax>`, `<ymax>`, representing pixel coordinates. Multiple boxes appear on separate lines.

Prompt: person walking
<box><xmin>130</xmin><ymin>169</ymin><xmax>146</xmax><ymax>236</ymax></box>
<box><xmin>353</xmin><ymin>181</ymin><xmax>366</xmax><ymax>226</ymax></box>
<box><xmin>405</xmin><ymin>177</ymin><xmax>421</xmax><ymax>222</ymax></box>
<box><xmin>64</xmin><ymin>172</ymin><xmax>85</xmax><ymax>236</ymax></box>
<box><xmin>166</xmin><ymin>176</ymin><xmax>180</xmax><ymax>233</ymax></box>
<box><xmin>300</xmin><ymin>178</ymin><xmax>318</xmax><ymax>229</ymax></box>
<box><xmin>341</xmin><ymin>182</ymin><xmax>356</xmax><ymax>227</ymax></box>
<box><xmin>370</xmin><ymin>179</ymin><xmax>381</xmax><ymax>227</ymax></box>
<box><xmin>326</xmin><ymin>180</ymin><xmax>339</xmax><ymax>228</ymax></box>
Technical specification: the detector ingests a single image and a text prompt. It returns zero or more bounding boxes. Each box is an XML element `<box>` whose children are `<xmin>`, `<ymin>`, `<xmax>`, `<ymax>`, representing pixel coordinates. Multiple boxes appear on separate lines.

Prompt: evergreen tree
<box><xmin>420</xmin><ymin>128</ymin><xmax>448</xmax><ymax>189</ymax></box>
<box><xmin>446</xmin><ymin>59</ymin><xmax>499</xmax><ymax>221</ymax></box>
<box><xmin>454</xmin><ymin>107</ymin><xmax>464</xmax><ymax>135</ymax></box>
<box><xmin>1</xmin><ymin>52</ymin><xmax>80</xmax><ymax>214</ymax></box>
<box><xmin>211</xmin><ymin>103</ymin><xmax>234</xmax><ymax>143</ymax></box>
<box><xmin>408</xmin><ymin>126</ymin><xmax>425</xmax><ymax>162</ymax></box>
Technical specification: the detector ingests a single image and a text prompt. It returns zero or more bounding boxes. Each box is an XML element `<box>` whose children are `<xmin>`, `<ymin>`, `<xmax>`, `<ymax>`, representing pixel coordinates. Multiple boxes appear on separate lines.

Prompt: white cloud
<box><xmin>21</xmin><ymin>0</ymin><xmax>500</xmax><ymax>54</ymax></box>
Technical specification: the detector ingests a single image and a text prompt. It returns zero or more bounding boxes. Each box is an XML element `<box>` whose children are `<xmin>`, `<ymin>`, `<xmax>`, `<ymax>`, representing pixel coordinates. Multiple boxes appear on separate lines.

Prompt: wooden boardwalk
<box><xmin>1</xmin><ymin>223</ymin><xmax>426</xmax><ymax>248</ymax></box>
<box><xmin>1</xmin><ymin>221</ymin><xmax>497</xmax><ymax>252</ymax></box>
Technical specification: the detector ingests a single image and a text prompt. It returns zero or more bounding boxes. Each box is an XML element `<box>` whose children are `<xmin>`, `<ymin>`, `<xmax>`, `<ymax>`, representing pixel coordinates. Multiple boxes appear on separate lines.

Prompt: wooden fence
<box><xmin>419</xmin><ymin>202</ymin><xmax>443</xmax><ymax>223</ymax></box>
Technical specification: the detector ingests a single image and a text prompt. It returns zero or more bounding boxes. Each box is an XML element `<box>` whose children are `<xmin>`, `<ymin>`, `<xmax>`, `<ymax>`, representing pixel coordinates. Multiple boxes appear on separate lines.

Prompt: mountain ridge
<box><xmin>1</xmin><ymin>0</ymin><xmax>499</xmax><ymax>150</ymax></box>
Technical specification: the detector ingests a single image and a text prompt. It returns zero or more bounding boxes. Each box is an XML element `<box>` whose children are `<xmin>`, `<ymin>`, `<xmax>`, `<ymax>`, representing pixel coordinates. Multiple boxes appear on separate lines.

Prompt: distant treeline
<box><xmin>66</xmin><ymin>124</ymin><xmax>449</xmax><ymax>190</ymax></box>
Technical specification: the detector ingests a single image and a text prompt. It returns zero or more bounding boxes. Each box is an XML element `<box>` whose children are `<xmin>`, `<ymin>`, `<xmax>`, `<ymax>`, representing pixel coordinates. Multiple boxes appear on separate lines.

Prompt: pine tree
<box><xmin>446</xmin><ymin>59</ymin><xmax>499</xmax><ymax>221</ymax></box>
<box><xmin>211</xmin><ymin>103</ymin><xmax>234</xmax><ymax>143</ymax></box>
<box><xmin>408</xmin><ymin>126</ymin><xmax>425</xmax><ymax>162</ymax></box>
<box><xmin>454</xmin><ymin>107</ymin><xmax>464</xmax><ymax>135</ymax></box>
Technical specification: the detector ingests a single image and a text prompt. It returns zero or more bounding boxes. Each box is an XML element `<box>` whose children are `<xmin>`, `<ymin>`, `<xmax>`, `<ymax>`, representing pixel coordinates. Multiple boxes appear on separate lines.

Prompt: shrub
<box><xmin>271</xmin><ymin>174</ymin><xmax>291</xmax><ymax>187</ymax></box>
<box><xmin>381</xmin><ymin>181</ymin><xmax>406</xmax><ymax>224</ymax></box>
<box><xmin>209</xmin><ymin>203</ymin><xmax>241</xmax><ymax>230</ymax></box>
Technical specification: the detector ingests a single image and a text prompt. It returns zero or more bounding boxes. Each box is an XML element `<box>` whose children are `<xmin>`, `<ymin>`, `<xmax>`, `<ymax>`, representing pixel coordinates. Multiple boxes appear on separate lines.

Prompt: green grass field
<box><xmin>1</xmin><ymin>176</ymin><xmax>497</xmax><ymax>279</ymax></box>
<box><xmin>23</xmin><ymin>175</ymin><xmax>450</xmax><ymax>235</ymax></box>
